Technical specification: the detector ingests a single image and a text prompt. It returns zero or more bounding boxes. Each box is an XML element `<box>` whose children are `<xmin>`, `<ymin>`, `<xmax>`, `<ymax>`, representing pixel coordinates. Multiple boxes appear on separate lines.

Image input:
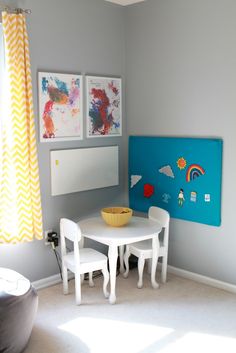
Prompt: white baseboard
<box><xmin>32</xmin><ymin>273</ymin><xmax>62</xmax><ymax>290</ymax></box>
<box><xmin>32</xmin><ymin>265</ymin><xmax>236</xmax><ymax>294</ymax></box>
<box><xmin>167</xmin><ymin>265</ymin><xmax>236</xmax><ymax>294</ymax></box>
<box><xmin>32</xmin><ymin>273</ymin><xmax>74</xmax><ymax>291</ymax></box>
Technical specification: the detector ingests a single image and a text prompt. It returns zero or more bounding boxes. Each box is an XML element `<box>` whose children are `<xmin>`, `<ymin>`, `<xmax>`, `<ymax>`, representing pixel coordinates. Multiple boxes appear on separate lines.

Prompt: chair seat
<box><xmin>131</xmin><ymin>239</ymin><xmax>152</xmax><ymax>251</ymax></box>
<box><xmin>60</xmin><ymin>218</ymin><xmax>109</xmax><ymax>305</ymax></box>
<box><xmin>123</xmin><ymin>206</ymin><xmax>170</xmax><ymax>287</ymax></box>
<box><xmin>64</xmin><ymin>248</ymin><xmax>107</xmax><ymax>273</ymax></box>
<box><xmin>130</xmin><ymin>239</ymin><xmax>166</xmax><ymax>256</ymax></box>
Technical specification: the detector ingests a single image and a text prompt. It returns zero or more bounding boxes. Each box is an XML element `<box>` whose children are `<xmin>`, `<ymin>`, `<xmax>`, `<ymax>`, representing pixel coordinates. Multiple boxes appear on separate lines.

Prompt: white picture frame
<box><xmin>38</xmin><ymin>72</ymin><xmax>83</xmax><ymax>142</ymax></box>
<box><xmin>86</xmin><ymin>75</ymin><xmax>122</xmax><ymax>138</ymax></box>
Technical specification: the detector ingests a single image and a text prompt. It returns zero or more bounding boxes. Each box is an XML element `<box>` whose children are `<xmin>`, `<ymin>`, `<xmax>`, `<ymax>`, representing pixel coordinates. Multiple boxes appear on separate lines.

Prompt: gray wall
<box><xmin>126</xmin><ymin>0</ymin><xmax>236</xmax><ymax>284</ymax></box>
<box><xmin>0</xmin><ymin>0</ymin><xmax>126</xmax><ymax>281</ymax></box>
<box><xmin>1</xmin><ymin>0</ymin><xmax>235</xmax><ymax>286</ymax></box>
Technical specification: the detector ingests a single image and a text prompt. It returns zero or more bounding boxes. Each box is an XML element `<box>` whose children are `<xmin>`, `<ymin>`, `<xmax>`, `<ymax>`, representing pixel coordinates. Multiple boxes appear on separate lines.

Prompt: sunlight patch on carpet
<box><xmin>59</xmin><ymin>317</ymin><xmax>173</xmax><ymax>353</ymax></box>
<box><xmin>160</xmin><ymin>331</ymin><xmax>236</xmax><ymax>353</ymax></box>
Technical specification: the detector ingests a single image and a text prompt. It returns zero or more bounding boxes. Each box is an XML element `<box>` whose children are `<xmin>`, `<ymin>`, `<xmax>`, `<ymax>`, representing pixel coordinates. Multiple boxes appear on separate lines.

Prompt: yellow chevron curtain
<box><xmin>0</xmin><ymin>12</ymin><xmax>43</xmax><ymax>243</ymax></box>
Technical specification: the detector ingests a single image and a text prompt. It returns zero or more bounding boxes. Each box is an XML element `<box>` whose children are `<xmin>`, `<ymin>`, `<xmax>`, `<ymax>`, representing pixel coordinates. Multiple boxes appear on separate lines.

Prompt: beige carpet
<box><xmin>25</xmin><ymin>269</ymin><xmax>236</xmax><ymax>353</ymax></box>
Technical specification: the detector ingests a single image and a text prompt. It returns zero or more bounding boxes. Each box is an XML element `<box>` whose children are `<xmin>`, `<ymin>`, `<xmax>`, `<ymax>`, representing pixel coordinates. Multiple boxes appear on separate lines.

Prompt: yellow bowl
<box><xmin>101</xmin><ymin>207</ymin><xmax>133</xmax><ymax>227</ymax></box>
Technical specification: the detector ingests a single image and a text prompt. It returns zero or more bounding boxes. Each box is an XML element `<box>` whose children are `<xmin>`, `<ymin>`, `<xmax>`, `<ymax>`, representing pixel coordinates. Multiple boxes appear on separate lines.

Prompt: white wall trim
<box><xmin>32</xmin><ymin>273</ymin><xmax>74</xmax><ymax>291</ymax></box>
<box><xmin>32</xmin><ymin>273</ymin><xmax>62</xmax><ymax>290</ymax></box>
<box><xmin>167</xmin><ymin>265</ymin><xmax>236</xmax><ymax>294</ymax></box>
<box><xmin>32</xmin><ymin>266</ymin><xmax>236</xmax><ymax>294</ymax></box>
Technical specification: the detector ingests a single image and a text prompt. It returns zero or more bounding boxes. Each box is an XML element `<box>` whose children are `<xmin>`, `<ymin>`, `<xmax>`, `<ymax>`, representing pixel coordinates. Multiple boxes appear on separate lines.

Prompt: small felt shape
<box><xmin>159</xmin><ymin>165</ymin><xmax>175</xmax><ymax>178</ymax></box>
<box><xmin>186</xmin><ymin>164</ymin><xmax>205</xmax><ymax>182</ymax></box>
<box><xmin>144</xmin><ymin>184</ymin><xmax>154</xmax><ymax>198</ymax></box>
<box><xmin>131</xmin><ymin>175</ymin><xmax>142</xmax><ymax>188</ymax></box>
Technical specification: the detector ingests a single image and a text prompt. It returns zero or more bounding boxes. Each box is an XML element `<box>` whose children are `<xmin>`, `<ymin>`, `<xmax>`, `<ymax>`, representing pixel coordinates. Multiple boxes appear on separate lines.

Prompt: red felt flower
<box><xmin>144</xmin><ymin>184</ymin><xmax>154</xmax><ymax>198</ymax></box>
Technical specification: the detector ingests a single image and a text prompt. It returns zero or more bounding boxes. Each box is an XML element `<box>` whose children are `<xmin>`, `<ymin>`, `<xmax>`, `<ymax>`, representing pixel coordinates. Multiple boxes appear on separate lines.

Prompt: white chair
<box><xmin>60</xmin><ymin>218</ymin><xmax>109</xmax><ymax>305</ymax></box>
<box><xmin>123</xmin><ymin>206</ymin><xmax>170</xmax><ymax>288</ymax></box>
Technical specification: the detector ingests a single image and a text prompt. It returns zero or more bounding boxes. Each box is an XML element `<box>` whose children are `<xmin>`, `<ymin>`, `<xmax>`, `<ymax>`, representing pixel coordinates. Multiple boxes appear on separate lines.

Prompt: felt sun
<box><xmin>177</xmin><ymin>157</ymin><xmax>187</xmax><ymax>170</ymax></box>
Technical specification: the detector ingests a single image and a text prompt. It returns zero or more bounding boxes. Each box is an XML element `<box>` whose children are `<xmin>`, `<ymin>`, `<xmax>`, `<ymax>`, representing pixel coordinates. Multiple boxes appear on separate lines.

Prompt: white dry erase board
<box><xmin>51</xmin><ymin>146</ymin><xmax>119</xmax><ymax>196</ymax></box>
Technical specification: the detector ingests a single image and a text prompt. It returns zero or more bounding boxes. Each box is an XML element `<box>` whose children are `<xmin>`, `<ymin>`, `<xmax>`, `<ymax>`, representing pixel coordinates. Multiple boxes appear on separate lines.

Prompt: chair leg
<box><xmin>62</xmin><ymin>264</ymin><xmax>69</xmax><ymax>295</ymax></box>
<box><xmin>81</xmin><ymin>273</ymin><xmax>84</xmax><ymax>284</ymax></box>
<box><xmin>75</xmin><ymin>272</ymin><xmax>81</xmax><ymax>305</ymax></box>
<box><xmin>102</xmin><ymin>267</ymin><xmax>109</xmax><ymax>298</ymax></box>
<box><xmin>89</xmin><ymin>272</ymin><xmax>94</xmax><ymax>287</ymax></box>
<box><xmin>147</xmin><ymin>258</ymin><xmax>152</xmax><ymax>274</ymax></box>
<box><xmin>161</xmin><ymin>255</ymin><xmax>167</xmax><ymax>283</ymax></box>
<box><xmin>119</xmin><ymin>245</ymin><xmax>125</xmax><ymax>274</ymax></box>
<box><xmin>123</xmin><ymin>246</ymin><xmax>131</xmax><ymax>278</ymax></box>
<box><xmin>137</xmin><ymin>256</ymin><xmax>145</xmax><ymax>288</ymax></box>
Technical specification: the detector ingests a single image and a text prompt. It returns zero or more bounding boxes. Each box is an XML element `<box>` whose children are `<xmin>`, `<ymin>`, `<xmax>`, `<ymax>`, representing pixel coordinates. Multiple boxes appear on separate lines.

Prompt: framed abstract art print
<box><xmin>38</xmin><ymin>72</ymin><xmax>83</xmax><ymax>142</ymax></box>
<box><xmin>86</xmin><ymin>76</ymin><xmax>122</xmax><ymax>137</ymax></box>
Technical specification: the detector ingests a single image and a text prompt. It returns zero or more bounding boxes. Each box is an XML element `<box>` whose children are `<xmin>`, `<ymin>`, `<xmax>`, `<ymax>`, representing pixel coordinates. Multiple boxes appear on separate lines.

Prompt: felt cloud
<box><xmin>159</xmin><ymin>165</ymin><xmax>175</xmax><ymax>178</ymax></box>
<box><xmin>131</xmin><ymin>175</ymin><xmax>142</xmax><ymax>188</ymax></box>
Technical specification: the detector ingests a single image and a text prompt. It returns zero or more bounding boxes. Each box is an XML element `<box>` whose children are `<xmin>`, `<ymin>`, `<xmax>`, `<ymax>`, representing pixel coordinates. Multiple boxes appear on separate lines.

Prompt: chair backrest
<box><xmin>148</xmin><ymin>206</ymin><xmax>170</xmax><ymax>250</ymax></box>
<box><xmin>148</xmin><ymin>206</ymin><xmax>170</xmax><ymax>228</ymax></box>
<box><xmin>60</xmin><ymin>218</ymin><xmax>82</xmax><ymax>243</ymax></box>
<box><xmin>60</xmin><ymin>218</ymin><xmax>82</xmax><ymax>267</ymax></box>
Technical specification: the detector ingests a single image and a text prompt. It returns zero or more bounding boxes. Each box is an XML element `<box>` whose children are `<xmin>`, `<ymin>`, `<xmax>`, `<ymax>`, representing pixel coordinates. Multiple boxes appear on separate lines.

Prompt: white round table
<box><xmin>79</xmin><ymin>216</ymin><xmax>162</xmax><ymax>304</ymax></box>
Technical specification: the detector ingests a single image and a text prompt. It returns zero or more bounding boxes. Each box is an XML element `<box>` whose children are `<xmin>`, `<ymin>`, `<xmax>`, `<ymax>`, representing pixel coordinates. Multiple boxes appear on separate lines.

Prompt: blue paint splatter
<box><xmin>113</xmin><ymin>121</ymin><xmax>120</xmax><ymax>128</ymax></box>
<box><xmin>75</xmin><ymin>78</ymin><xmax>80</xmax><ymax>88</ymax></box>
<box><xmin>55</xmin><ymin>78</ymin><xmax>69</xmax><ymax>95</ymax></box>
<box><xmin>42</xmin><ymin>77</ymin><xmax>48</xmax><ymax>93</ymax></box>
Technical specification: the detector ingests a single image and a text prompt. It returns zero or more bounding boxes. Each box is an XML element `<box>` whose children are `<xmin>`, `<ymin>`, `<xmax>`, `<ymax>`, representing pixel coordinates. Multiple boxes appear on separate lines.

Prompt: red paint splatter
<box><xmin>43</xmin><ymin>100</ymin><xmax>55</xmax><ymax>138</ymax></box>
<box><xmin>91</xmin><ymin>88</ymin><xmax>112</xmax><ymax>135</ymax></box>
<box><xmin>144</xmin><ymin>184</ymin><xmax>154</xmax><ymax>198</ymax></box>
<box><xmin>108</xmin><ymin>82</ymin><xmax>119</xmax><ymax>95</ymax></box>
<box><xmin>44</xmin><ymin>100</ymin><xmax>54</xmax><ymax>114</ymax></box>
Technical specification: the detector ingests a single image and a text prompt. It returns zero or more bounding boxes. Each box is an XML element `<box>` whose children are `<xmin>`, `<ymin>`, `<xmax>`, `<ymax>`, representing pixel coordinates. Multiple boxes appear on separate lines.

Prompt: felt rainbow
<box><xmin>186</xmin><ymin>164</ymin><xmax>205</xmax><ymax>182</ymax></box>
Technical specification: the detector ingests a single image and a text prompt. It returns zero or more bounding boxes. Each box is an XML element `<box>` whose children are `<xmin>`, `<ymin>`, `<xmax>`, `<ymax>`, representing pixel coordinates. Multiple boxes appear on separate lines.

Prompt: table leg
<box><xmin>151</xmin><ymin>234</ymin><xmax>160</xmax><ymax>289</ymax></box>
<box><xmin>108</xmin><ymin>245</ymin><xmax>118</xmax><ymax>304</ymax></box>
<box><xmin>119</xmin><ymin>245</ymin><xmax>125</xmax><ymax>274</ymax></box>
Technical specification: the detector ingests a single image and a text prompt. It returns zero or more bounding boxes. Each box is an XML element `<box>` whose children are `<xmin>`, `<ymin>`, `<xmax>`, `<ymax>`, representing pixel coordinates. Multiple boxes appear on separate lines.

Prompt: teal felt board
<box><xmin>129</xmin><ymin>136</ymin><xmax>223</xmax><ymax>226</ymax></box>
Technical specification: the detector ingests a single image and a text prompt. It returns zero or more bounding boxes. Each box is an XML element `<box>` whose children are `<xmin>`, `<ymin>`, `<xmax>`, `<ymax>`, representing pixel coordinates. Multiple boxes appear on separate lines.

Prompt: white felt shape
<box><xmin>159</xmin><ymin>165</ymin><xmax>175</xmax><ymax>178</ymax></box>
<box><xmin>131</xmin><ymin>175</ymin><xmax>142</xmax><ymax>188</ymax></box>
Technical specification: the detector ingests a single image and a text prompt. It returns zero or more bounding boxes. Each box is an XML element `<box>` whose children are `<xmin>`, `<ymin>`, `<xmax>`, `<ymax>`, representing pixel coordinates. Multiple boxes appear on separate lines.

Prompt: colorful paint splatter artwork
<box><xmin>38</xmin><ymin>72</ymin><xmax>83</xmax><ymax>142</ymax></box>
<box><xmin>86</xmin><ymin>76</ymin><xmax>122</xmax><ymax>137</ymax></box>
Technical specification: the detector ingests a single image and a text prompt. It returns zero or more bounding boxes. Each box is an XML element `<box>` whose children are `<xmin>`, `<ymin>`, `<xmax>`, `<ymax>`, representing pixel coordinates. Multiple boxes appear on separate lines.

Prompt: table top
<box><xmin>78</xmin><ymin>216</ymin><xmax>162</xmax><ymax>246</ymax></box>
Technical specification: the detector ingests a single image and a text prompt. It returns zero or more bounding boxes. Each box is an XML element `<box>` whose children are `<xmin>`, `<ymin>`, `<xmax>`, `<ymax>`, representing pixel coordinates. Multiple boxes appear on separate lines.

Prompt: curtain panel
<box><xmin>0</xmin><ymin>12</ymin><xmax>43</xmax><ymax>243</ymax></box>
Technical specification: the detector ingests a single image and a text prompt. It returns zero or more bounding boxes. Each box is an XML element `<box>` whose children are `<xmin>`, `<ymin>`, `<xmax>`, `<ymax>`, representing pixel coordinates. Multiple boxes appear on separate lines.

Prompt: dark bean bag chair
<box><xmin>0</xmin><ymin>268</ymin><xmax>38</xmax><ymax>353</ymax></box>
